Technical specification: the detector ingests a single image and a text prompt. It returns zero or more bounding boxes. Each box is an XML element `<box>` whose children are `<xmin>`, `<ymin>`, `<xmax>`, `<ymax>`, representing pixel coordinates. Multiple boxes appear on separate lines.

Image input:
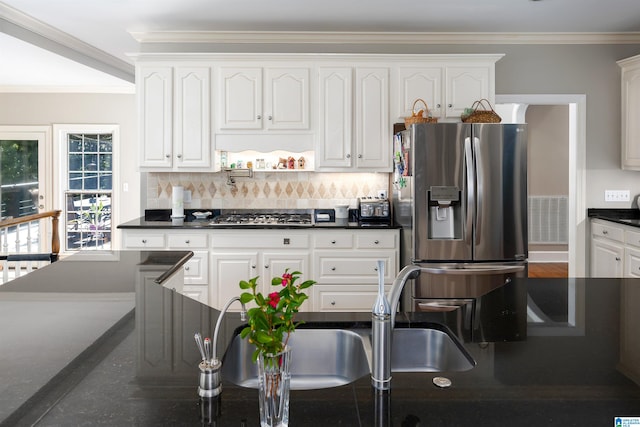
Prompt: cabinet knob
<box><xmin>436</xmin><ymin>103</ymin><xmax>441</xmax><ymax>108</ymax></box>
<box><xmin>265</xmin><ymin>264</ymin><xmax>269</xmax><ymax>269</ymax></box>
<box><xmin>346</xmin><ymin>154</ymin><xmax>351</xmax><ymax>159</ymax></box>
<box><xmin>184</xmin><ymin>266</ymin><xmax>190</xmax><ymax>271</ymax></box>
<box><xmin>616</xmin><ymin>257</ymin><xmax>621</xmax><ymax>261</ymax></box>
<box><xmin>374</xmin><ymin>267</ymin><xmax>378</xmax><ymax>272</ymax></box>
<box><xmin>141</xmin><ymin>239</ymin><xmax>147</xmax><ymax>244</ymax></box>
<box><xmin>374</xmin><ymin>240</ymin><xmax>379</xmax><ymax>244</ymax></box>
<box><xmin>268</xmin><ymin>115</ymin><xmax>273</xmax><ymax>121</ymax></box>
<box><xmin>331</xmin><ymin>301</ymin><xmax>336</xmax><ymax>306</ymax></box>
<box><xmin>331</xmin><ymin>240</ymin><xmax>336</xmax><ymax>244</ymax></box>
<box><xmin>165</xmin><ymin>154</ymin><xmax>170</xmax><ymax>158</ymax></box>
<box><xmin>177</xmin><ymin>154</ymin><xmax>182</xmax><ymax>159</ymax></box>
<box><xmin>331</xmin><ymin>267</ymin><xmax>336</xmax><ymax>271</ymax></box>
<box><xmin>358</xmin><ymin>154</ymin><xmax>363</xmax><ymax>159</ymax></box>
<box><xmin>252</xmin><ymin>265</ymin><xmax>256</xmax><ymax>269</ymax></box>
<box><xmin>257</xmin><ymin>115</ymin><xmax>262</xmax><ymax>120</ymax></box>
<box><xmin>602</xmin><ymin>230</ymin><xmax>608</xmax><ymax>235</ymax></box>
<box><xmin>185</xmin><ymin>240</ymin><xmax>190</xmax><ymax>244</ymax></box>
<box><xmin>448</xmin><ymin>104</ymin><xmax>453</xmax><ymax>108</ymax></box>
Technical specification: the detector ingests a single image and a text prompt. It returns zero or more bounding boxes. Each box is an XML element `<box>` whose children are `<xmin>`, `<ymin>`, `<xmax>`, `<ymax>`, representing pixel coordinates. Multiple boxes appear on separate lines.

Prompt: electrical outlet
<box><xmin>605</xmin><ymin>190</ymin><xmax>630</xmax><ymax>202</ymax></box>
<box><xmin>378</xmin><ymin>189</ymin><xmax>388</xmax><ymax>199</ymax></box>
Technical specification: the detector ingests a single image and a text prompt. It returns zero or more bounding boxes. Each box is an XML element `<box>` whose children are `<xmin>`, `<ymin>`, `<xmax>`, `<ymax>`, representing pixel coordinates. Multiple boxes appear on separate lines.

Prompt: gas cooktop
<box><xmin>209</xmin><ymin>211</ymin><xmax>312</xmax><ymax>226</ymax></box>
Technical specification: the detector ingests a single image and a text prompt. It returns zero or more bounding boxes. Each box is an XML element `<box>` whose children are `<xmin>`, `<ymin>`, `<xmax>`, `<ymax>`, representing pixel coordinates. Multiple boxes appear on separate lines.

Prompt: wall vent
<box><xmin>528</xmin><ymin>196</ymin><xmax>568</xmax><ymax>244</ymax></box>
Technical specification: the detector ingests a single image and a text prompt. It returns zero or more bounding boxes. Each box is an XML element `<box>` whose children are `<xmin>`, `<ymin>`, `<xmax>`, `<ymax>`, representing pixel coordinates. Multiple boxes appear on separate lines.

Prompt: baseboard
<box><xmin>529</xmin><ymin>251</ymin><xmax>568</xmax><ymax>263</ymax></box>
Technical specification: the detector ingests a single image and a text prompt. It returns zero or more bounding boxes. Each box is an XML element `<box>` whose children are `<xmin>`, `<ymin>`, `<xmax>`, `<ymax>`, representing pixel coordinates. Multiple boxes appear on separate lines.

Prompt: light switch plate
<box><xmin>605</xmin><ymin>190</ymin><xmax>630</xmax><ymax>202</ymax></box>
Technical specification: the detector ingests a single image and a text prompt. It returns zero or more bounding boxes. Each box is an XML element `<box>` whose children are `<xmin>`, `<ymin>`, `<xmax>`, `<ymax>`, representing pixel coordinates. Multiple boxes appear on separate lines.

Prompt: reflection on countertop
<box><xmin>1</xmin><ymin>252</ymin><xmax>640</xmax><ymax>425</ymax></box>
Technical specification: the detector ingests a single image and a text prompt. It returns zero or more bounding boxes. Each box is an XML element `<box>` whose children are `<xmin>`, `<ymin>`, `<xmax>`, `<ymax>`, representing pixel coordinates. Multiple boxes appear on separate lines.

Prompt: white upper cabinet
<box><xmin>445</xmin><ymin>65</ymin><xmax>492</xmax><ymax>118</ymax></box>
<box><xmin>138</xmin><ymin>66</ymin><xmax>173</xmax><ymax>169</ymax></box>
<box><xmin>618</xmin><ymin>54</ymin><xmax>640</xmax><ymax>170</ymax></box>
<box><xmin>317</xmin><ymin>66</ymin><xmax>391</xmax><ymax>172</ymax></box>
<box><xmin>138</xmin><ymin>65</ymin><xmax>214</xmax><ymax>171</ymax></box>
<box><xmin>218</xmin><ymin>67</ymin><xmax>262</xmax><ymax>130</ymax></box>
<box><xmin>174</xmin><ymin>67</ymin><xmax>211</xmax><ymax>169</ymax></box>
<box><xmin>317</xmin><ymin>67</ymin><xmax>353</xmax><ymax>169</ymax></box>
<box><xmin>218</xmin><ymin>66</ymin><xmax>310</xmax><ymax>131</ymax></box>
<box><xmin>355</xmin><ymin>67</ymin><xmax>390</xmax><ymax>170</ymax></box>
<box><xmin>395</xmin><ymin>66</ymin><xmax>443</xmax><ymax>119</ymax></box>
<box><xmin>392</xmin><ymin>56</ymin><xmax>501</xmax><ymax>122</ymax></box>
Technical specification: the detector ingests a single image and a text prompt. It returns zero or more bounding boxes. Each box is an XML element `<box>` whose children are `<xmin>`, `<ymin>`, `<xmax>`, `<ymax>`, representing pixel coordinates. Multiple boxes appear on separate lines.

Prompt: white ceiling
<box><xmin>1</xmin><ymin>0</ymin><xmax>640</xmax><ymax>91</ymax></box>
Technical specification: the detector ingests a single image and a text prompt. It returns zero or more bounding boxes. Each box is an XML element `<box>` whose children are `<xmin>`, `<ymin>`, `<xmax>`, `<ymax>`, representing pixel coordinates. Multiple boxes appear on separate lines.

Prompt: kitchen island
<box><xmin>1</xmin><ymin>251</ymin><xmax>639</xmax><ymax>426</ymax></box>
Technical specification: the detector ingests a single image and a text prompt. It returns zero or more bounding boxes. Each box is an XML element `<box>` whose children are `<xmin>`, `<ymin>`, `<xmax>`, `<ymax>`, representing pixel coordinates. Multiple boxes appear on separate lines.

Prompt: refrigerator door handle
<box><xmin>464</xmin><ymin>136</ymin><xmax>475</xmax><ymax>248</ymax></box>
<box><xmin>420</xmin><ymin>265</ymin><xmax>525</xmax><ymax>275</ymax></box>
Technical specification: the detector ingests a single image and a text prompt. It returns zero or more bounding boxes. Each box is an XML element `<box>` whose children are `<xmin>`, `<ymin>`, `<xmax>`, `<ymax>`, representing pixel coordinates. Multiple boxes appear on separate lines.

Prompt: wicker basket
<box><xmin>404</xmin><ymin>99</ymin><xmax>438</xmax><ymax>127</ymax></box>
<box><xmin>461</xmin><ymin>99</ymin><xmax>502</xmax><ymax>123</ymax></box>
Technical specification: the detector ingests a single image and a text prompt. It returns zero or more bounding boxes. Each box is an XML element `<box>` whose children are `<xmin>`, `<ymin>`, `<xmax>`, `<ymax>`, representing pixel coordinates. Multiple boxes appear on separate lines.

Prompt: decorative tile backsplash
<box><xmin>146</xmin><ymin>172</ymin><xmax>390</xmax><ymax>210</ymax></box>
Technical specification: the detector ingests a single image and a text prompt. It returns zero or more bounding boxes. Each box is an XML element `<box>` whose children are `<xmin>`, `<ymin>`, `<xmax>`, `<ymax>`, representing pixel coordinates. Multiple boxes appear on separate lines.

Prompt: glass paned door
<box><xmin>0</xmin><ymin>127</ymin><xmax>50</xmax><ymax>253</ymax></box>
<box><xmin>65</xmin><ymin>133</ymin><xmax>112</xmax><ymax>251</ymax></box>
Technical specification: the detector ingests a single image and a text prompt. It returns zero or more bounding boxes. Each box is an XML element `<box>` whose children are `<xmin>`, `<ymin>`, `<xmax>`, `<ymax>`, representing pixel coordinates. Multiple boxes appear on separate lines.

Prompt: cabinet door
<box><xmin>625</xmin><ymin>248</ymin><xmax>640</xmax><ymax>278</ymax></box>
<box><xmin>174</xmin><ymin>67</ymin><xmax>211</xmax><ymax>169</ymax></box>
<box><xmin>621</xmin><ymin>64</ymin><xmax>640</xmax><ymax>170</ymax></box>
<box><xmin>395</xmin><ymin>67</ymin><xmax>443</xmax><ymax>120</ymax></box>
<box><xmin>355</xmin><ymin>67</ymin><xmax>390</xmax><ymax>170</ymax></box>
<box><xmin>138</xmin><ymin>66</ymin><xmax>173</xmax><ymax>168</ymax></box>
<box><xmin>590</xmin><ymin>239</ymin><xmax>624</xmax><ymax>278</ymax></box>
<box><xmin>317</xmin><ymin>67</ymin><xmax>353</xmax><ymax>169</ymax></box>
<box><xmin>219</xmin><ymin>67</ymin><xmax>262</xmax><ymax>129</ymax></box>
<box><xmin>445</xmin><ymin>65</ymin><xmax>491</xmax><ymax>118</ymax></box>
<box><xmin>262</xmin><ymin>251</ymin><xmax>311</xmax><ymax>311</ymax></box>
<box><xmin>210</xmin><ymin>252</ymin><xmax>258</xmax><ymax>310</ymax></box>
<box><xmin>265</xmin><ymin>67</ymin><xmax>310</xmax><ymax>130</ymax></box>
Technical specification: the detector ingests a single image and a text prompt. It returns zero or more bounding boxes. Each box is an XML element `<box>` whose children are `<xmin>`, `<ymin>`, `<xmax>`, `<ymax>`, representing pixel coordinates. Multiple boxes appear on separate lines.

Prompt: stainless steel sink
<box><xmin>221</xmin><ymin>329</ymin><xmax>370</xmax><ymax>390</ymax></box>
<box><xmin>390</xmin><ymin>327</ymin><xmax>476</xmax><ymax>372</ymax></box>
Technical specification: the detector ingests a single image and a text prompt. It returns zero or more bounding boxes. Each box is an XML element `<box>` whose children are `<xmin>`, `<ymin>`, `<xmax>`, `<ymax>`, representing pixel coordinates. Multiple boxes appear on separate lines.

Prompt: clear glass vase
<box><xmin>257</xmin><ymin>346</ymin><xmax>292</xmax><ymax>427</ymax></box>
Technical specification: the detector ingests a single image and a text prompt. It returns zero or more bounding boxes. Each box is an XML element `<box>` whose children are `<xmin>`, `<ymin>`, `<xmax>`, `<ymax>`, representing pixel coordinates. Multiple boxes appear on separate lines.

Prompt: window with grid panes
<box><xmin>65</xmin><ymin>133</ymin><xmax>112</xmax><ymax>251</ymax></box>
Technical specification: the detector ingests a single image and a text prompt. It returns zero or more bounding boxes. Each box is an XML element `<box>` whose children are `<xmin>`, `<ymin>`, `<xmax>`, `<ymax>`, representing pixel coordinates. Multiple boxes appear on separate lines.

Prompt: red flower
<box><xmin>268</xmin><ymin>292</ymin><xmax>280</xmax><ymax>308</ymax></box>
<box><xmin>281</xmin><ymin>272</ymin><xmax>293</xmax><ymax>287</ymax></box>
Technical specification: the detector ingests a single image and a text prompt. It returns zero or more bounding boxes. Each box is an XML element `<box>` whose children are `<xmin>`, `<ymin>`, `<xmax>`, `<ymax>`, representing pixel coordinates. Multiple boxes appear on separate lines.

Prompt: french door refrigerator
<box><xmin>392</xmin><ymin>122</ymin><xmax>528</xmax><ymax>339</ymax></box>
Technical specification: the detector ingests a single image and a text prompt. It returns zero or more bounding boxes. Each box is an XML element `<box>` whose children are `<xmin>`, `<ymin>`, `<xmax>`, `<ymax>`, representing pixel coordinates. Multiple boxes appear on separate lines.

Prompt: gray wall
<box><xmin>0</xmin><ymin>93</ymin><xmax>139</xmax><ymax>224</ymax></box>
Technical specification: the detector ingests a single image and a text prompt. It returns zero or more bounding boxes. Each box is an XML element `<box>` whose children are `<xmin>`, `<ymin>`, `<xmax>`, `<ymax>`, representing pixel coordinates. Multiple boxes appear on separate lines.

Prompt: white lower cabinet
<box><xmin>122</xmin><ymin>227</ymin><xmax>399</xmax><ymax>312</ymax></box>
<box><xmin>210</xmin><ymin>230</ymin><xmax>311</xmax><ymax>311</ymax></box>
<box><xmin>123</xmin><ymin>230</ymin><xmax>209</xmax><ymax>304</ymax></box>
<box><xmin>313</xmin><ymin>285</ymin><xmax>392</xmax><ymax>311</ymax></box>
<box><xmin>590</xmin><ymin>219</ymin><xmax>640</xmax><ymax>278</ymax></box>
<box><xmin>312</xmin><ymin>229</ymin><xmax>399</xmax><ymax>312</ymax></box>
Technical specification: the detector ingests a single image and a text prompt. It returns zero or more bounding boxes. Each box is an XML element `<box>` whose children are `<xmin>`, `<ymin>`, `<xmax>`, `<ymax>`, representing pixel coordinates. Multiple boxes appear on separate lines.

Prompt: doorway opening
<box><xmin>496</xmin><ymin>94</ymin><xmax>587</xmax><ymax>278</ymax></box>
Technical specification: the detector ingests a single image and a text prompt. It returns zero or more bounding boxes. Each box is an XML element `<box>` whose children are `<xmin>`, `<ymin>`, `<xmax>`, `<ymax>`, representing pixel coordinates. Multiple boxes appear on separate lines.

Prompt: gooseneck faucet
<box><xmin>371</xmin><ymin>264</ymin><xmax>421</xmax><ymax>391</ymax></box>
<box><xmin>198</xmin><ymin>296</ymin><xmax>247</xmax><ymax>398</ymax></box>
<box><xmin>212</xmin><ymin>296</ymin><xmax>247</xmax><ymax>365</ymax></box>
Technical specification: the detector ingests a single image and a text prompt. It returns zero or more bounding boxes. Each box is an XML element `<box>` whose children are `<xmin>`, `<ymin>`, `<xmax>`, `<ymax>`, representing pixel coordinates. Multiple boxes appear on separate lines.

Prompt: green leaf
<box><xmin>240</xmin><ymin>326</ymin><xmax>252</xmax><ymax>338</ymax></box>
<box><xmin>256</xmin><ymin>331</ymin><xmax>275</xmax><ymax>344</ymax></box>
<box><xmin>240</xmin><ymin>292</ymin><xmax>254</xmax><ymax>304</ymax></box>
<box><xmin>239</xmin><ymin>280</ymin><xmax>251</xmax><ymax>290</ymax></box>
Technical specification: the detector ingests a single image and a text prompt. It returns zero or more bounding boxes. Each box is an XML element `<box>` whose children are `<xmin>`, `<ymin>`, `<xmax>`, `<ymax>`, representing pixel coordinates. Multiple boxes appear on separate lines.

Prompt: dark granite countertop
<box><xmin>1</xmin><ymin>252</ymin><xmax>640</xmax><ymax>425</ymax></box>
<box><xmin>117</xmin><ymin>217</ymin><xmax>398</xmax><ymax>230</ymax></box>
<box><xmin>117</xmin><ymin>209</ymin><xmax>399</xmax><ymax>230</ymax></box>
<box><xmin>588</xmin><ymin>208</ymin><xmax>640</xmax><ymax>228</ymax></box>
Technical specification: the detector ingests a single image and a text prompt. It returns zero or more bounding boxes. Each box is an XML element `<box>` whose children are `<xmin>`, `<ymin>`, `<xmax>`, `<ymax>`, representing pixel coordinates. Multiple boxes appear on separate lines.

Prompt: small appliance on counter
<box><xmin>358</xmin><ymin>197</ymin><xmax>391</xmax><ymax>226</ymax></box>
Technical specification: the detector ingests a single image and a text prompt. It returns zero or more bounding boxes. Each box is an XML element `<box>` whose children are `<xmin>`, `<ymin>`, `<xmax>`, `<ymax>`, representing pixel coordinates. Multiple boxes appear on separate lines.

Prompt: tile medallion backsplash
<box><xmin>146</xmin><ymin>172</ymin><xmax>390</xmax><ymax>210</ymax></box>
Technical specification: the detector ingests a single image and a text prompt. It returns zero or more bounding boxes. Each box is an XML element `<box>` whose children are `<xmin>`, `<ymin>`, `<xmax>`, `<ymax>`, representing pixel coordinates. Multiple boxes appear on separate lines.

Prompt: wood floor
<box><xmin>528</xmin><ymin>263</ymin><xmax>568</xmax><ymax>278</ymax></box>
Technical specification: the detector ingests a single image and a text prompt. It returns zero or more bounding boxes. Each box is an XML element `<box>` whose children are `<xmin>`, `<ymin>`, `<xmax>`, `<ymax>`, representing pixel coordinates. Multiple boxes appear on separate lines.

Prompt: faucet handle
<box><xmin>372</xmin><ymin>260</ymin><xmax>391</xmax><ymax>316</ymax></box>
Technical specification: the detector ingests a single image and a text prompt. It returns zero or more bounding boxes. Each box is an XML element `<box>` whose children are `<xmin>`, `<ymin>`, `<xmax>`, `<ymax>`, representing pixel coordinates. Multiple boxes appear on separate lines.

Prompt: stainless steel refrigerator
<box><xmin>392</xmin><ymin>123</ymin><xmax>528</xmax><ymax>321</ymax></box>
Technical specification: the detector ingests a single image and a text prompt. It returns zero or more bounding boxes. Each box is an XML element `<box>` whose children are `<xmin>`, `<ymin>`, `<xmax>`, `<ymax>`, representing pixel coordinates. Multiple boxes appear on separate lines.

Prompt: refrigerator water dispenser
<box><xmin>428</xmin><ymin>186</ymin><xmax>461</xmax><ymax>239</ymax></box>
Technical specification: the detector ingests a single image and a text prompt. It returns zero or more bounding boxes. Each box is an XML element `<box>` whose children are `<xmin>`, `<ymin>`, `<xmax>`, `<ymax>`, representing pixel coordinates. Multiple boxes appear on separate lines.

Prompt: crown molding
<box><xmin>0</xmin><ymin>85</ymin><xmax>135</xmax><ymax>94</ymax></box>
<box><xmin>130</xmin><ymin>30</ymin><xmax>640</xmax><ymax>45</ymax></box>
<box><xmin>0</xmin><ymin>3</ymin><xmax>134</xmax><ymax>82</ymax></box>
